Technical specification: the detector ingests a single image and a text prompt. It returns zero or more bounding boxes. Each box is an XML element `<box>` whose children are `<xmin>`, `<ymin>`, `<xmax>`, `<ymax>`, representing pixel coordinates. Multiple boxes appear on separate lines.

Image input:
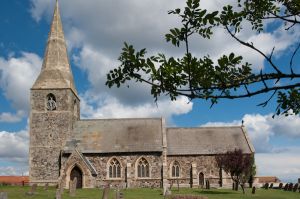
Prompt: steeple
<box><xmin>32</xmin><ymin>0</ymin><xmax>77</xmax><ymax>94</ymax></box>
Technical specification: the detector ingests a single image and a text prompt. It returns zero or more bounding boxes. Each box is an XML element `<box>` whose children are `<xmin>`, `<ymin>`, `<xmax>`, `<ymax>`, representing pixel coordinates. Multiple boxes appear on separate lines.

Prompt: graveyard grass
<box><xmin>0</xmin><ymin>186</ymin><xmax>300</xmax><ymax>199</ymax></box>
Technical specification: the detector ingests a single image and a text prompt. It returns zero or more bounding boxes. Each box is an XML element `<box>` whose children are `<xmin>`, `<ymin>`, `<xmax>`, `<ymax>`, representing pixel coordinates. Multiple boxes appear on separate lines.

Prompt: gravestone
<box><xmin>115</xmin><ymin>188</ymin><xmax>120</xmax><ymax>199</ymax></box>
<box><xmin>205</xmin><ymin>180</ymin><xmax>210</xmax><ymax>190</ymax></box>
<box><xmin>69</xmin><ymin>177</ymin><xmax>77</xmax><ymax>197</ymax></box>
<box><xmin>164</xmin><ymin>187</ymin><xmax>172</xmax><ymax>198</ymax></box>
<box><xmin>298</xmin><ymin>178</ymin><xmax>300</xmax><ymax>184</ymax></box>
<box><xmin>56</xmin><ymin>189</ymin><xmax>61</xmax><ymax>199</ymax></box>
<box><xmin>44</xmin><ymin>183</ymin><xmax>49</xmax><ymax>191</ymax></box>
<box><xmin>251</xmin><ymin>186</ymin><xmax>256</xmax><ymax>194</ymax></box>
<box><xmin>26</xmin><ymin>183</ymin><xmax>37</xmax><ymax>195</ymax></box>
<box><xmin>293</xmin><ymin>183</ymin><xmax>298</xmax><ymax>192</ymax></box>
<box><xmin>283</xmin><ymin>183</ymin><xmax>288</xmax><ymax>191</ymax></box>
<box><xmin>264</xmin><ymin>183</ymin><xmax>269</xmax><ymax>189</ymax></box>
<box><xmin>102</xmin><ymin>185</ymin><xmax>110</xmax><ymax>199</ymax></box>
<box><xmin>0</xmin><ymin>192</ymin><xmax>8</xmax><ymax>199</ymax></box>
<box><xmin>119</xmin><ymin>191</ymin><xmax>124</xmax><ymax>199</ymax></box>
<box><xmin>269</xmin><ymin>183</ymin><xmax>273</xmax><ymax>189</ymax></box>
<box><xmin>279</xmin><ymin>183</ymin><xmax>283</xmax><ymax>189</ymax></box>
<box><xmin>288</xmin><ymin>183</ymin><xmax>293</xmax><ymax>191</ymax></box>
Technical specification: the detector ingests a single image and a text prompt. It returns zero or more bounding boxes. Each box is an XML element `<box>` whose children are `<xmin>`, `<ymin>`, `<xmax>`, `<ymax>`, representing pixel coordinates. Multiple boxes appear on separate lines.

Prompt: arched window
<box><xmin>109</xmin><ymin>158</ymin><xmax>121</xmax><ymax>178</ymax></box>
<box><xmin>172</xmin><ymin>161</ymin><xmax>180</xmax><ymax>178</ymax></box>
<box><xmin>137</xmin><ymin>157</ymin><xmax>150</xmax><ymax>178</ymax></box>
<box><xmin>46</xmin><ymin>93</ymin><xmax>57</xmax><ymax>111</ymax></box>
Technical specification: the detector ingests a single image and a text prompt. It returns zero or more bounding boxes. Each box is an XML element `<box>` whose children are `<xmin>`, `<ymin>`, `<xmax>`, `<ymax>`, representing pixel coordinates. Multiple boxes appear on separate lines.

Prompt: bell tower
<box><xmin>29</xmin><ymin>0</ymin><xmax>80</xmax><ymax>185</ymax></box>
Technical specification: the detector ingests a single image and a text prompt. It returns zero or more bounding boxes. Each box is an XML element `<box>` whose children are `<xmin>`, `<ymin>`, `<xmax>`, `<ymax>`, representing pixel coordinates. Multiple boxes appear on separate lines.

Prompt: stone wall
<box><xmin>85</xmin><ymin>153</ymin><xmax>163</xmax><ymax>188</ymax></box>
<box><xmin>29</xmin><ymin>89</ymin><xmax>79</xmax><ymax>184</ymax></box>
<box><xmin>167</xmin><ymin>155</ymin><xmax>232</xmax><ymax>187</ymax></box>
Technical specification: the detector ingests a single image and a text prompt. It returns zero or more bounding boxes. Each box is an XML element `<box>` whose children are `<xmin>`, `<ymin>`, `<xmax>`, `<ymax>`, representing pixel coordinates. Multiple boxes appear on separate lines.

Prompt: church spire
<box><xmin>32</xmin><ymin>0</ymin><xmax>77</xmax><ymax>94</ymax></box>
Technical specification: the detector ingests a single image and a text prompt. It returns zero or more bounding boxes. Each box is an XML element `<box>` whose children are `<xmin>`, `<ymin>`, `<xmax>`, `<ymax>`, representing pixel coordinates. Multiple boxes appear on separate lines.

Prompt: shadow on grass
<box><xmin>193</xmin><ymin>190</ymin><xmax>237</xmax><ymax>195</ymax></box>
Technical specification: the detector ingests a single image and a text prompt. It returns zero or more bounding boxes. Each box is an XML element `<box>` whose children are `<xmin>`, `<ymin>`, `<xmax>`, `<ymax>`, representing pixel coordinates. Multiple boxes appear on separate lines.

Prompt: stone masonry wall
<box><xmin>85</xmin><ymin>153</ymin><xmax>163</xmax><ymax>188</ymax></box>
<box><xmin>29</xmin><ymin>89</ymin><xmax>79</xmax><ymax>184</ymax></box>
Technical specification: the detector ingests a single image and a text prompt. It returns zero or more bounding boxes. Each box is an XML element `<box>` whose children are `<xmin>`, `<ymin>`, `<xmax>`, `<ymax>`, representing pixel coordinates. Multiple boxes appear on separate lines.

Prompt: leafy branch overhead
<box><xmin>106</xmin><ymin>0</ymin><xmax>300</xmax><ymax>116</ymax></box>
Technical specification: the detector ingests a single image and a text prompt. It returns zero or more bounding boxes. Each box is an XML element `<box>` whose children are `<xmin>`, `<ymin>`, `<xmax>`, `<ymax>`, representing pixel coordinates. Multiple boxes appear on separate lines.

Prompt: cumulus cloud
<box><xmin>256</xmin><ymin>153</ymin><xmax>300</xmax><ymax>183</ymax></box>
<box><xmin>0</xmin><ymin>127</ymin><xmax>29</xmax><ymax>175</ymax></box>
<box><xmin>0</xmin><ymin>110</ymin><xmax>25</xmax><ymax>123</ymax></box>
<box><xmin>0</xmin><ymin>52</ymin><xmax>41</xmax><ymax>115</ymax></box>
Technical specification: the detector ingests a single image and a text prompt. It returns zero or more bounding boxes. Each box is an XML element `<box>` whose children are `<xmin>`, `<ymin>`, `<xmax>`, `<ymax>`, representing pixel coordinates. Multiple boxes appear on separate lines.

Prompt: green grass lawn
<box><xmin>0</xmin><ymin>185</ymin><xmax>299</xmax><ymax>199</ymax></box>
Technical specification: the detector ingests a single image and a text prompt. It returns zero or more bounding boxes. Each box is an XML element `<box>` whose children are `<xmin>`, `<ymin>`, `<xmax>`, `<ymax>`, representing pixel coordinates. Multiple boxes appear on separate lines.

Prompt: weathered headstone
<box><xmin>26</xmin><ymin>183</ymin><xmax>37</xmax><ymax>195</ymax></box>
<box><xmin>44</xmin><ymin>183</ymin><xmax>49</xmax><ymax>191</ymax></box>
<box><xmin>283</xmin><ymin>183</ymin><xmax>288</xmax><ymax>191</ymax></box>
<box><xmin>56</xmin><ymin>189</ymin><xmax>61</xmax><ymax>199</ymax></box>
<box><xmin>119</xmin><ymin>191</ymin><xmax>124</xmax><ymax>199</ymax></box>
<box><xmin>288</xmin><ymin>183</ymin><xmax>293</xmax><ymax>191</ymax></box>
<box><xmin>0</xmin><ymin>192</ymin><xmax>8</xmax><ymax>199</ymax></box>
<box><xmin>115</xmin><ymin>188</ymin><xmax>120</xmax><ymax>199</ymax></box>
<box><xmin>293</xmin><ymin>183</ymin><xmax>298</xmax><ymax>192</ymax></box>
<box><xmin>164</xmin><ymin>188</ymin><xmax>172</xmax><ymax>198</ymax></box>
<box><xmin>269</xmin><ymin>183</ymin><xmax>273</xmax><ymax>189</ymax></box>
<box><xmin>264</xmin><ymin>183</ymin><xmax>269</xmax><ymax>189</ymax></box>
<box><xmin>69</xmin><ymin>177</ymin><xmax>77</xmax><ymax>197</ymax></box>
<box><xmin>279</xmin><ymin>183</ymin><xmax>283</xmax><ymax>189</ymax></box>
<box><xmin>298</xmin><ymin>178</ymin><xmax>300</xmax><ymax>184</ymax></box>
<box><xmin>251</xmin><ymin>186</ymin><xmax>256</xmax><ymax>194</ymax></box>
<box><xmin>205</xmin><ymin>180</ymin><xmax>210</xmax><ymax>190</ymax></box>
<box><xmin>102</xmin><ymin>185</ymin><xmax>110</xmax><ymax>199</ymax></box>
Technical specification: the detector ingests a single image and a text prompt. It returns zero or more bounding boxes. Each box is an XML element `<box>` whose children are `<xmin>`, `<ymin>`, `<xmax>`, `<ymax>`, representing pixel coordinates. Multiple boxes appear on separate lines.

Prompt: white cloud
<box><xmin>0</xmin><ymin>110</ymin><xmax>25</xmax><ymax>123</ymax></box>
<box><xmin>0</xmin><ymin>166</ymin><xmax>28</xmax><ymax>176</ymax></box>
<box><xmin>0</xmin><ymin>52</ymin><xmax>42</xmax><ymax>113</ymax></box>
<box><xmin>256</xmin><ymin>153</ymin><xmax>300</xmax><ymax>183</ymax></box>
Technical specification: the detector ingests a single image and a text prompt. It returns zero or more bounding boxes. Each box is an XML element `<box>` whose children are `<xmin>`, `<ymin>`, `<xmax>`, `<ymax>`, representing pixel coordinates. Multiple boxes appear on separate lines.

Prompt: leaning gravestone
<box><xmin>0</xmin><ymin>192</ymin><xmax>8</xmax><ymax>199</ymax></box>
<box><xmin>26</xmin><ymin>183</ymin><xmax>37</xmax><ymax>196</ymax></box>
<box><xmin>293</xmin><ymin>183</ymin><xmax>298</xmax><ymax>192</ymax></box>
<box><xmin>279</xmin><ymin>183</ymin><xmax>283</xmax><ymax>189</ymax></box>
<box><xmin>251</xmin><ymin>186</ymin><xmax>256</xmax><ymax>194</ymax></box>
<box><xmin>69</xmin><ymin>177</ymin><xmax>77</xmax><ymax>197</ymax></box>
<box><xmin>102</xmin><ymin>185</ymin><xmax>110</xmax><ymax>199</ymax></box>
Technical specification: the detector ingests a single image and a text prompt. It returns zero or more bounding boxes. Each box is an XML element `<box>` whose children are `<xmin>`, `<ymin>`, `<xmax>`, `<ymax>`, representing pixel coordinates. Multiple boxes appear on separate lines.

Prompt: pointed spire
<box><xmin>32</xmin><ymin>0</ymin><xmax>77</xmax><ymax>94</ymax></box>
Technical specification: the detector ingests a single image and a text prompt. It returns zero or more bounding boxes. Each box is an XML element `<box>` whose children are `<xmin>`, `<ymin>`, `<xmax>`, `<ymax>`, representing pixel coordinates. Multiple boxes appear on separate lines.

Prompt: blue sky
<box><xmin>0</xmin><ymin>0</ymin><xmax>300</xmax><ymax>182</ymax></box>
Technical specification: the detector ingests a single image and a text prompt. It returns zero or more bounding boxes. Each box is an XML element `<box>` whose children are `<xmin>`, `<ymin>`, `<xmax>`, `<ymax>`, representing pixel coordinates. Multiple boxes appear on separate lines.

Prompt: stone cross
<box><xmin>0</xmin><ymin>192</ymin><xmax>8</xmax><ymax>199</ymax></box>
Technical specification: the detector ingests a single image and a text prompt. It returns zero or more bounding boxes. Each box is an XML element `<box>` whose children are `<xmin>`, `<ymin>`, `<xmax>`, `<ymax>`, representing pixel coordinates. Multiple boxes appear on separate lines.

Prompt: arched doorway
<box><xmin>70</xmin><ymin>166</ymin><xmax>83</xmax><ymax>188</ymax></box>
<box><xmin>199</xmin><ymin>172</ymin><xmax>204</xmax><ymax>188</ymax></box>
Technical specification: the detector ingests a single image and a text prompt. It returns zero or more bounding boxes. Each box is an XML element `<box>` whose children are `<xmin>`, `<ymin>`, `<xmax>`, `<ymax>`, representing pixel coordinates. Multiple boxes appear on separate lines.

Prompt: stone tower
<box><xmin>29</xmin><ymin>0</ymin><xmax>80</xmax><ymax>185</ymax></box>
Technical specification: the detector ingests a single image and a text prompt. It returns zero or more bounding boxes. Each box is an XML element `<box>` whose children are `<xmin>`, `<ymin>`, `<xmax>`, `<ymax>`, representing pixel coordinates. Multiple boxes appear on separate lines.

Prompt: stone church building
<box><xmin>29</xmin><ymin>1</ymin><xmax>255</xmax><ymax>189</ymax></box>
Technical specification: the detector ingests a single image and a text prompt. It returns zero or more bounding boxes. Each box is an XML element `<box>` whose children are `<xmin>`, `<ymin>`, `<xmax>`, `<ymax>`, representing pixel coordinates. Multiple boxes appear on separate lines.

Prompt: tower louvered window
<box><xmin>109</xmin><ymin>158</ymin><xmax>121</xmax><ymax>178</ymax></box>
<box><xmin>172</xmin><ymin>161</ymin><xmax>180</xmax><ymax>177</ymax></box>
<box><xmin>137</xmin><ymin>158</ymin><xmax>150</xmax><ymax>178</ymax></box>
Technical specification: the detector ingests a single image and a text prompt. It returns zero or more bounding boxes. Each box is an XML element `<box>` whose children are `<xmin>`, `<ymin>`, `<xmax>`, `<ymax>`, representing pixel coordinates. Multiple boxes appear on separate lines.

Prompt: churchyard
<box><xmin>0</xmin><ymin>185</ymin><xmax>300</xmax><ymax>199</ymax></box>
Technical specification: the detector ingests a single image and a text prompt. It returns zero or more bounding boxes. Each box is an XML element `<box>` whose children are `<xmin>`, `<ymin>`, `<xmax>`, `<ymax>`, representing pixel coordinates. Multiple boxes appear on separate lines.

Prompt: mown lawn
<box><xmin>0</xmin><ymin>185</ymin><xmax>299</xmax><ymax>199</ymax></box>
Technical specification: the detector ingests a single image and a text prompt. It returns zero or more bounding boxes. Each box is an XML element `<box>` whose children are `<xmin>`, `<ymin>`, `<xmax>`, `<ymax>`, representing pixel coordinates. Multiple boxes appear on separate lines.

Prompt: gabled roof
<box><xmin>64</xmin><ymin>118</ymin><xmax>163</xmax><ymax>153</ymax></box>
<box><xmin>166</xmin><ymin>126</ymin><xmax>254</xmax><ymax>155</ymax></box>
<box><xmin>32</xmin><ymin>0</ymin><xmax>77</xmax><ymax>94</ymax></box>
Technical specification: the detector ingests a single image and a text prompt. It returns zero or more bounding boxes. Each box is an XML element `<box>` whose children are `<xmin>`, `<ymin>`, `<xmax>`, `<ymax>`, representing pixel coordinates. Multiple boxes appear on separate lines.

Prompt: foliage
<box><xmin>215</xmin><ymin>149</ymin><xmax>256</xmax><ymax>194</ymax></box>
<box><xmin>106</xmin><ymin>0</ymin><xmax>300</xmax><ymax>116</ymax></box>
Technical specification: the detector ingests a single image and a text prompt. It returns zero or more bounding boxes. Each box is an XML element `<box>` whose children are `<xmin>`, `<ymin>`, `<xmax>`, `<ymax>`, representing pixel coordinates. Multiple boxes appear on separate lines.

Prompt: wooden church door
<box><xmin>70</xmin><ymin>166</ymin><xmax>83</xmax><ymax>188</ymax></box>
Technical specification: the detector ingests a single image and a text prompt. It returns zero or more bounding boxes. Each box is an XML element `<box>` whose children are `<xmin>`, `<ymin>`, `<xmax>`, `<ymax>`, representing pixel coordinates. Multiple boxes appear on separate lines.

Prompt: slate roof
<box><xmin>166</xmin><ymin>126</ymin><xmax>254</xmax><ymax>155</ymax></box>
<box><xmin>64</xmin><ymin>118</ymin><xmax>163</xmax><ymax>153</ymax></box>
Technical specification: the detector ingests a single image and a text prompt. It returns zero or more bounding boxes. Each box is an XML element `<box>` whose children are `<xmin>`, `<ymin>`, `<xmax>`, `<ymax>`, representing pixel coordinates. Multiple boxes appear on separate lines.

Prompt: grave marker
<box><xmin>0</xmin><ymin>192</ymin><xmax>8</xmax><ymax>199</ymax></box>
<box><xmin>26</xmin><ymin>183</ymin><xmax>37</xmax><ymax>196</ymax></box>
<box><xmin>251</xmin><ymin>186</ymin><xmax>256</xmax><ymax>194</ymax></box>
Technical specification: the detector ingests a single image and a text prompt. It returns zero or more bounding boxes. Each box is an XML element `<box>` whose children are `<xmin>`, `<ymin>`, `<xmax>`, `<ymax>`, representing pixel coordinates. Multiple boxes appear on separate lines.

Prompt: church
<box><xmin>29</xmin><ymin>1</ymin><xmax>255</xmax><ymax>189</ymax></box>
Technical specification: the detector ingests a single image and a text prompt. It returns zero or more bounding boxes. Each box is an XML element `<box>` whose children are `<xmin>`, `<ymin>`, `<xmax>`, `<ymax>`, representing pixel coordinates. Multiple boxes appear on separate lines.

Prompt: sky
<box><xmin>0</xmin><ymin>0</ymin><xmax>300</xmax><ymax>183</ymax></box>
